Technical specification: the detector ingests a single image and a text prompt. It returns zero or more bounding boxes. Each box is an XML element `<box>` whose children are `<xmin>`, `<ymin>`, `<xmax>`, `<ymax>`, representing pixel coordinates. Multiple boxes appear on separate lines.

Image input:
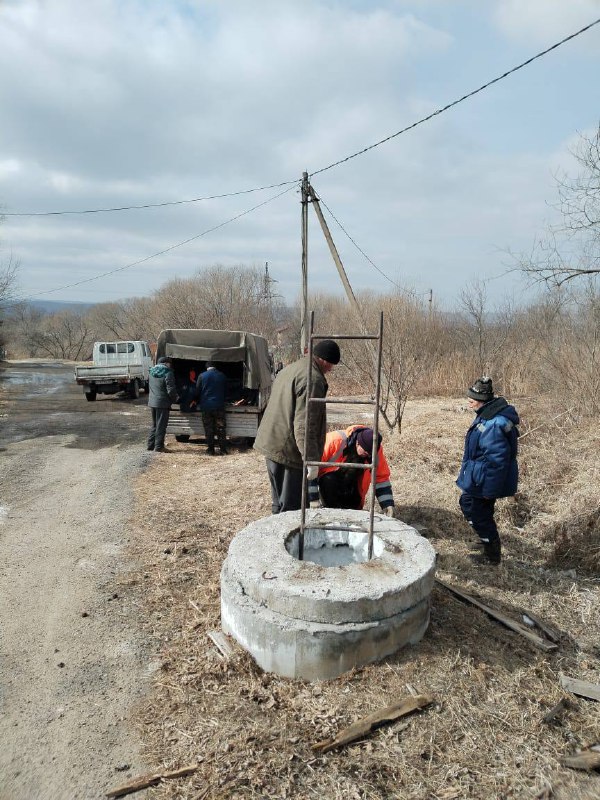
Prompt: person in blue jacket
<box><xmin>456</xmin><ymin>376</ymin><xmax>519</xmax><ymax>565</ymax></box>
<box><xmin>191</xmin><ymin>362</ymin><xmax>228</xmax><ymax>455</ymax></box>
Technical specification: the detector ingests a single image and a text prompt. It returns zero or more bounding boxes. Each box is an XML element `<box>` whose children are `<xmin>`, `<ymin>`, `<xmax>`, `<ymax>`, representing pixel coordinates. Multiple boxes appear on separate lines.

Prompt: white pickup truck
<box><xmin>74</xmin><ymin>340</ymin><xmax>153</xmax><ymax>401</ymax></box>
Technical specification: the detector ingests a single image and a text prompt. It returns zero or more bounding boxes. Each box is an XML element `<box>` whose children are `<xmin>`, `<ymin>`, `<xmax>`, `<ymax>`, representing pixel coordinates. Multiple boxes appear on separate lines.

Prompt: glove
<box><xmin>383</xmin><ymin>506</ymin><xmax>395</xmax><ymax>518</ymax></box>
<box><xmin>309</xmin><ymin>499</ymin><xmax>322</xmax><ymax>509</ymax></box>
<box><xmin>306</xmin><ymin>466</ymin><xmax>319</xmax><ymax>481</ymax></box>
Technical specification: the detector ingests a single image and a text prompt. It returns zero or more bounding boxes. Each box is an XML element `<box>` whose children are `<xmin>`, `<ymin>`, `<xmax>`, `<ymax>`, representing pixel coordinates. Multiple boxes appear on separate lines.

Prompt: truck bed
<box><xmin>74</xmin><ymin>364</ymin><xmax>145</xmax><ymax>383</ymax></box>
<box><xmin>167</xmin><ymin>405</ymin><xmax>262</xmax><ymax>439</ymax></box>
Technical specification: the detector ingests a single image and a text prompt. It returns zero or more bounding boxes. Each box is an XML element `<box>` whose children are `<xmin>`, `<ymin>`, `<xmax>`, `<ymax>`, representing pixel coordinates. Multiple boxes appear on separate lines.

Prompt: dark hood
<box><xmin>477</xmin><ymin>396</ymin><xmax>519</xmax><ymax>424</ymax></box>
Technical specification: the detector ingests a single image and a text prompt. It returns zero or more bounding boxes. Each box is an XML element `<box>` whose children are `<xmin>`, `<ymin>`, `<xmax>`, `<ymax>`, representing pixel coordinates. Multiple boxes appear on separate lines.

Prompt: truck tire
<box><xmin>85</xmin><ymin>390</ymin><xmax>97</xmax><ymax>402</ymax></box>
<box><xmin>128</xmin><ymin>379</ymin><xmax>140</xmax><ymax>399</ymax></box>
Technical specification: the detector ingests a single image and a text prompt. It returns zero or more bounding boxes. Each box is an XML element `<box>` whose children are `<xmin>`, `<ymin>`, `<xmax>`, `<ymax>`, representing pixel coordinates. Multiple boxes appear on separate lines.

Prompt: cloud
<box><xmin>493</xmin><ymin>0</ymin><xmax>600</xmax><ymax>45</ymax></box>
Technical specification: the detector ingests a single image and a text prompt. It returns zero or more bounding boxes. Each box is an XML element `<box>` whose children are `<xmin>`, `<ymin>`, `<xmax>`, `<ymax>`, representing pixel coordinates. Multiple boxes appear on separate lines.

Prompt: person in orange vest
<box><xmin>307</xmin><ymin>425</ymin><xmax>395</xmax><ymax>516</ymax></box>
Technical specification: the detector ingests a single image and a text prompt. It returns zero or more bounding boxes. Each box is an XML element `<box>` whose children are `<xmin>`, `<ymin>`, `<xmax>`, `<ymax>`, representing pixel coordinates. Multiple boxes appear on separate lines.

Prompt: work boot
<box><xmin>206</xmin><ymin>447</ymin><xmax>216</xmax><ymax>455</ymax></box>
<box><xmin>219</xmin><ymin>448</ymin><xmax>229</xmax><ymax>456</ymax></box>
<box><xmin>470</xmin><ymin>539</ymin><xmax>501</xmax><ymax>565</ymax></box>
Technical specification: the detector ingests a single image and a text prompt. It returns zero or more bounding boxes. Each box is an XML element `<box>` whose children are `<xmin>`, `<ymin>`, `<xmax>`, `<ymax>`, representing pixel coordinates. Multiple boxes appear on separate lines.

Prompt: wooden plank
<box><xmin>207</xmin><ymin>630</ymin><xmax>235</xmax><ymax>660</ymax></box>
<box><xmin>559</xmin><ymin>674</ymin><xmax>600</xmax><ymax>702</ymax></box>
<box><xmin>561</xmin><ymin>747</ymin><xmax>600</xmax><ymax>771</ymax></box>
<box><xmin>436</xmin><ymin>578</ymin><xmax>557</xmax><ymax>652</ymax></box>
<box><xmin>312</xmin><ymin>694</ymin><xmax>434</xmax><ymax>753</ymax></box>
<box><xmin>106</xmin><ymin>764</ymin><xmax>198</xmax><ymax>798</ymax></box>
<box><xmin>521</xmin><ymin>610</ymin><xmax>562</xmax><ymax>643</ymax></box>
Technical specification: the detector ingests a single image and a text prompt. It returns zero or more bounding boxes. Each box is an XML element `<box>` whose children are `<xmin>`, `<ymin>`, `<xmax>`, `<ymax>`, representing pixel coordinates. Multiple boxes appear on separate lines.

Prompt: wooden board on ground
<box><xmin>559</xmin><ymin>674</ymin><xmax>600</xmax><ymax>702</ymax></box>
<box><xmin>436</xmin><ymin>578</ymin><xmax>557</xmax><ymax>652</ymax></box>
<box><xmin>106</xmin><ymin>764</ymin><xmax>198</xmax><ymax>798</ymax></box>
<box><xmin>312</xmin><ymin>694</ymin><xmax>434</xmax><ymax>753</ymax></box>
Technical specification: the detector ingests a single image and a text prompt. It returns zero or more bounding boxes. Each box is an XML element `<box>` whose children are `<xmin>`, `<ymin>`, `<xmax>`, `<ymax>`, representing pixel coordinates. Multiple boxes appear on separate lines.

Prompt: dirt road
<box><xmin>0</xmin><ymin>361</ymin><xmax>154</xmax><ymax>800</ymax></box>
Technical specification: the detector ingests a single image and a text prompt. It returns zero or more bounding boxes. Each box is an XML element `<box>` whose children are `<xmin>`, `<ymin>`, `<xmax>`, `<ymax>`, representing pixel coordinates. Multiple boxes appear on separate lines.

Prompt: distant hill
<box><xmin>29</xmin><ymin>300</ymin><xmax>94</xmax><ymax>313</ymax></box>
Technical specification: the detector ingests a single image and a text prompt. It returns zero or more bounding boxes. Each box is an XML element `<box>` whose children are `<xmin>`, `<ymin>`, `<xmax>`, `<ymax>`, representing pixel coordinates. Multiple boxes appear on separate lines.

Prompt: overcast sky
<box><xmin>1</xmin><ymin>0</ymin><xmax>599</xmax><ymax>309</ymax></box>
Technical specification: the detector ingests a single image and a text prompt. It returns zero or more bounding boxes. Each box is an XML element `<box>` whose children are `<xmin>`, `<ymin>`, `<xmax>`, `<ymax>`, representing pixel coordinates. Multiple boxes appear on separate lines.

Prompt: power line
<box><xmin>317</xmin><ymin>193</ymin><xmax>402</xmax><ymax>290</ymax></box>
<box><xmin>4</xmin><ymin>16</ymin><xmax>599</xmax><ymax>218</ymax></box>
<box><xmin>6</xmin><ymin>184</ymin><xmax>298</xmax><ymax>307</ymax></box>
<box><xmin>1</xmin><ymin>179</ymin><xmax>298</xmax><ymax>217</ymax></box>
<box><xmin>310</xmin><ymin>16</ymin><xmax>600</xmax><ymax>178</ymax></box>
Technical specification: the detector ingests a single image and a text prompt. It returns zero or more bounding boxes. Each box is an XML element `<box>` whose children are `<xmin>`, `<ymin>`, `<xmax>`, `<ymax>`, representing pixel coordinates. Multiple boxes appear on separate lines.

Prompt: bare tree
<box><xmin>457</xmin><ymin>279</ymin><xmax>514</xmax><ymax>376</ymax></box>
<box><xmin>32</xmin><ymin>311</ymin><xmax>93</xmax><ymax>360</ymax></box>
<box><xmin>516</xmin><ymin>126</ymin><xmax>600</xmax><ymax>286</ymax></box>
<box><xmin>0</xmin><ymin>252</ymin><xmax>20</xmax><ymax>357</ymax></box>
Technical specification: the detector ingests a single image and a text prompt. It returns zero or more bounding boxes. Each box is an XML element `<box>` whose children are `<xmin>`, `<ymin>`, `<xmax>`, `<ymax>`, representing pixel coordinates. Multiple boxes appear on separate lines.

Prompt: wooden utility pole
<box><xmin>300</xmin><ymin>172</ymin><xmax>309</xmax><ymax>352</ymax></box>
<box><xmin>307</xmin><ymin>184</ymin><xmax>366</xmax><ymax>332</ymax></box>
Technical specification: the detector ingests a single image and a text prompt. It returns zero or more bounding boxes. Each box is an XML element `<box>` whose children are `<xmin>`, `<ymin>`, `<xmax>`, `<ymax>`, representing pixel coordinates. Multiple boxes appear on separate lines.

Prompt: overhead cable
<box><xmin>309</xmin><ymin>16</ymin><xmax>600</xmax><ymax>178</ymax></box>
<box><xmin>317</xmin><ymin>194</ymin><xmax>402</xmax><ymax>291</ymax></box>
<box><xmin>2</xmin><ymin>179</ymin><xmax>298</xmax><ymax>217</ymax></box>
<box><xmin>6</xmin><ymin>184</ymin><xmax>298</xmax><ymax>306</ymax></box>
<box><xmin>4</xmin><ymin>16</ymin><xmax>599</xmax><ymax>218</ymax></box>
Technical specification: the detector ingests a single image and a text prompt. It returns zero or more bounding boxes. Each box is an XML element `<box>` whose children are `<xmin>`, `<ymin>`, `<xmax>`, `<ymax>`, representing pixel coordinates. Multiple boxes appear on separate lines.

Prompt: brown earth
<box><xmin>1</xmin><ymin>361</ymin><xmax>598</xmax><ymax>800</ymax></box>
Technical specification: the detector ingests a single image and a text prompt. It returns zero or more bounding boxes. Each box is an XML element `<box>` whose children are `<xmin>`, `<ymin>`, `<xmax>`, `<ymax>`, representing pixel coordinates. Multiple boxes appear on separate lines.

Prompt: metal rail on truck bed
<box><xmin>167</xmin><ymin>405</ymin><xmax>262</xmax><ymax>439</ymax></box>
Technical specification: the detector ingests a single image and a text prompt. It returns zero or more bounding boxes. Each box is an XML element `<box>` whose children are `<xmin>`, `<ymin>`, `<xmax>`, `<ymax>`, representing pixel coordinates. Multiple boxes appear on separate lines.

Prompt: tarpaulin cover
<box><xmin>156</xmin><ymin>329</ymin><xmax>272</xmax><ymax>390</ymax></box>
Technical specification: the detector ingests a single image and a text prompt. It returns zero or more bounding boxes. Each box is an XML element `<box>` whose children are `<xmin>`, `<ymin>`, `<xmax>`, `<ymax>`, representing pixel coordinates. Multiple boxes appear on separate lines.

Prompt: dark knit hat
<box><xmin>356</xmin><ymin>427</ymin><xmax>382</xmax><ymax>455</ymax></box>
<box><xmin>313</xmin><ymin>339</ymin><xmax>340</xmax><ymax>365</ymax></box>
<box><xmin>158</xmin><ymin>356</ymin><xmax>172</xmax><ymax>365</ymax></box>
<box><xmin>467</xmin><ymin>376</ymin><xmax>493</xmax><ymax>401</ymax></box>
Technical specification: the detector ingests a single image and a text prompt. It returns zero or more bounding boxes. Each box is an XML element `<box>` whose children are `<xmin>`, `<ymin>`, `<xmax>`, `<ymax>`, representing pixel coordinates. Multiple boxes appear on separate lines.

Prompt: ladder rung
<box><xmin>309</xmin><ymin>397</ymin><xmax>376</xmax><ymax>405</ymax></box>
<box><xmin>311</xmin><ymin>334</ymin><xmax>379</xmax><ymax>341</ymax></box>
<box><xmin>306</xmin><ymin>460</ymin><xmax>373</xmax><ymax>470</ymax></box>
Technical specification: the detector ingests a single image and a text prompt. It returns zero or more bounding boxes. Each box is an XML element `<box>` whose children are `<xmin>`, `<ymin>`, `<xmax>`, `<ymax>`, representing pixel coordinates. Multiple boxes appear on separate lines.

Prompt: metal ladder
<box><xmin>299</xmin><ymin>310</ymin><xmax>384</xmax><ymax>561</ymax></box>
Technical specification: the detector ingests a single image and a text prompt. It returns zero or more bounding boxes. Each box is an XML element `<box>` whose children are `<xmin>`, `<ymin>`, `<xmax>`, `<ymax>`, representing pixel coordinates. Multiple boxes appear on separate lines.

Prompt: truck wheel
<box><xmin>129</xmin><ymin>379</ymin><xmax>140</xmax><ymax>399</ymax></box>
<box><xmin>85</xmin><ymin>390</ymin><xmax>97</xmax><ymax>402</ymax></box>
<box><xmin>175</xmin><ymin>434</ymin><xmax>190</xmax><ymax>443</ymax></box>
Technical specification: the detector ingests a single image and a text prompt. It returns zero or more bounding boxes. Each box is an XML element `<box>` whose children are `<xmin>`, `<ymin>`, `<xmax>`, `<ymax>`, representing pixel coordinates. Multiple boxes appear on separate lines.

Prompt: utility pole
<box><xmin>300</xmin><ymin>172</ymin><xmax>309</xmax><ymax>353</ymax></box>
<box><xmin>428</xmin><ymin>288</ymin><xmax>433</xmax><ymax>317</ymax></box>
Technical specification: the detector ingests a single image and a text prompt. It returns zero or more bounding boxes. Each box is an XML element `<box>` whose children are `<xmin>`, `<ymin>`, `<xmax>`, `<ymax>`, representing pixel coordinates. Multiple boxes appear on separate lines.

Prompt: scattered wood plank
<box><xmin>207</xmin><ymin>629</ymin><xmax>235</xmax><ymax>660</ymax></box>
<box><xmin>541</xmin><ymin>697</ymin><xmax>575</xmax><ymax>725</ymax></box>
<box><xmin>561</xmin><ymin>746</ymin><xmax>600</xmax><ymax>772</ymax></box>
<box><xmin>312</xmin><ymin>694</ymin><xmax>434</xmax><ymax>754</ymax></box>
<box><xmin>520</xmin><ymin>610</ymin><xmax>563</xmax><ymax>643</ymax></box>
<box><xmin>435</xmin><ymin>578</ymin><xmax>557</xmax><ymax>652</ymax></box>
<box><xmin>559</xmin><ymin>674</ymin><xmax>600</xmax><ymax>702</ymax></box>
<box><xmin>106</xmin><ymin>764</ymin><xmax>198</xmax><ymax>798</ymax></box>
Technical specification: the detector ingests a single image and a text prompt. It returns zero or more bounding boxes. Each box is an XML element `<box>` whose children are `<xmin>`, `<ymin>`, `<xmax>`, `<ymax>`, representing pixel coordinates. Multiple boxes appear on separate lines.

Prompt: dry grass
<box><xmin>123</xmin><ymin>398</ymin><xmax>600</xmax><ymax>800</ymax></box>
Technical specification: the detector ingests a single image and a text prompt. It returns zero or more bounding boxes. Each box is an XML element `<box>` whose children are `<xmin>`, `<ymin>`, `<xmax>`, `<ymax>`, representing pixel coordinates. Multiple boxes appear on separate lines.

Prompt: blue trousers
<box><xmin>459</xmin><ymin>493</ymin><xmax>499</xmax><ymax>544</ymax></box>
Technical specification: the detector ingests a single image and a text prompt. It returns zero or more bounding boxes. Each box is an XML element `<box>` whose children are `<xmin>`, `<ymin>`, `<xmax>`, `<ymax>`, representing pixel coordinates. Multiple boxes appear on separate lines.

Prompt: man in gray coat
<box><xmin>147</xmin><ymin>356</ymin><xmax>179</xmax><ymax>452</ymax></box>
<box><xmin>254</xmin><ymin>339</ymin><xmax>341</xmax><ymax>513</ymax></box>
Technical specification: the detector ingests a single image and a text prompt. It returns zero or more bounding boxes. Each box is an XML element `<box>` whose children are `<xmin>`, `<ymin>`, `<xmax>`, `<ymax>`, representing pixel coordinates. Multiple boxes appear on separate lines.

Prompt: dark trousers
<box><xmin>459</xmin><ymin>493</ymin><xmax>499</xmax><ymax>544</ymax></box>
<box><xmin>319</xmin><ymin>470</ymin><xmax>362</xmax><ymax>510</ymax></box>
<box><xmin>147</xmin><ymin>407</ymin><xmax>170</xmax><ymax>450</ymax></box>
<box><xmin>266</xmin><ymin>459</ymin><xmax>303</xmax><ymax>514</ymax></box>
<box><xmin>202</xmin><ymin>409</ymin><xmax>227</xmax><ymax>452</ymax></box>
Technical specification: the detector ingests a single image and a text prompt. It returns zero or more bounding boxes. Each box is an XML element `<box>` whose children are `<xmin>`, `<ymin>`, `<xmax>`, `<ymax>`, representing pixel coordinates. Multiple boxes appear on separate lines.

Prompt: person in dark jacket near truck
<box><xmin>456</xmin><ymin>376</ymin><xmax>519</xmax><ymax>565</ymax></box>
<box><xmin>147</xmin><ymin>356</ymin><xmax>179</xmax><ymax>452</ymax></box>
<box><xmin>192</xmin><ymin>362</ymin><xmax>228</xmax><ymax>455</ymax></box>
<box><xmin>254</xmin><ymin>339</ymin><xmax>341</xmax><ymax>514</ymax></box>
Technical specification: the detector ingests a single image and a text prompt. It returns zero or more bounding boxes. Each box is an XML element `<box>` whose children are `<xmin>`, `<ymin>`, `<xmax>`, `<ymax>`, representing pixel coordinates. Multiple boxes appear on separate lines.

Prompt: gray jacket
<box><xmin>254</xmin><ymin>356</ymin><xmax>328</xmax><ymax>469</ymax></box>
<box><xmin>148</xmin><ymin>364</ymin><xmax>179</xmax><ymax>409</ymax></box>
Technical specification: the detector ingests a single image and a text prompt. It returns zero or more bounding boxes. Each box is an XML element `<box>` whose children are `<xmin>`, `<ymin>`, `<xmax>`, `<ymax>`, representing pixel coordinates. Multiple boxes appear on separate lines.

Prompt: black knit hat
<box><xmin>158</xmin><ymin>356</ymin><xmax>172</xmax><ymax>365</ymax></box>
<box><xmin>313</xmin><ymin>339</ymin><xmax>340</xmax><ymax>365</ymax></box>
<box><xmin>467</xmin><ymin>376</ymin><xmax>493</xmax><ymax>401</ymax></box>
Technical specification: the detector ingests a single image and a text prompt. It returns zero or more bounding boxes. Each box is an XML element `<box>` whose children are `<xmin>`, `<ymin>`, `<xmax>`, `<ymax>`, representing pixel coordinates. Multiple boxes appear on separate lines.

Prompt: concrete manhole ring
<box><xmin>221</xmin><ymin>509</ymin><xmax>437</xmax><ymax>680</ymax></box>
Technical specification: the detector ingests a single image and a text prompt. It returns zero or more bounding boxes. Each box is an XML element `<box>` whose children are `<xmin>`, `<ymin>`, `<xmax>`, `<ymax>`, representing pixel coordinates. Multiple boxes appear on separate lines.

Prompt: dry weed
<box><xmin>123</xmin><ymin>398</ymin><xmax>600</xmax><ymax>800</ymax></box>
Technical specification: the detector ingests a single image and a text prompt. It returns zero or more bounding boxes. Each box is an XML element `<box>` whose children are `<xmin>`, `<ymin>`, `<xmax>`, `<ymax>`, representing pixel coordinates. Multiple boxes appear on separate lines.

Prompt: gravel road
<box><xmin>0</xmin><ymin>360</ymin><xmax>155</xmax><ymax>800</ymax></box>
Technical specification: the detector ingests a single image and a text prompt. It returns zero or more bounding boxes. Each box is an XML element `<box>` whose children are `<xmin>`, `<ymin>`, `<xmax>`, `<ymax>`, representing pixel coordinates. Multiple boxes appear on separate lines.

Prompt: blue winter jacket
<box><xmin>456</xmin><ymin>397</ymin><xmax>519</xmax><ymax>498</ymax></box>
<box><xmin>195</xmin><ymin>367</ymin><xmax>227</xmax><ymax>411</ymax></box>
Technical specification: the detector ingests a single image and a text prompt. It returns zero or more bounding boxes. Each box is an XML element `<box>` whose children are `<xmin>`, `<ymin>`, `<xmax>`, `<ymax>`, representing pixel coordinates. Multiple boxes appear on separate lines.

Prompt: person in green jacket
<box><xmin>254</xmin><ymin>340</ymin><xmax>341</xmax><ymax>513</ymax></box>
